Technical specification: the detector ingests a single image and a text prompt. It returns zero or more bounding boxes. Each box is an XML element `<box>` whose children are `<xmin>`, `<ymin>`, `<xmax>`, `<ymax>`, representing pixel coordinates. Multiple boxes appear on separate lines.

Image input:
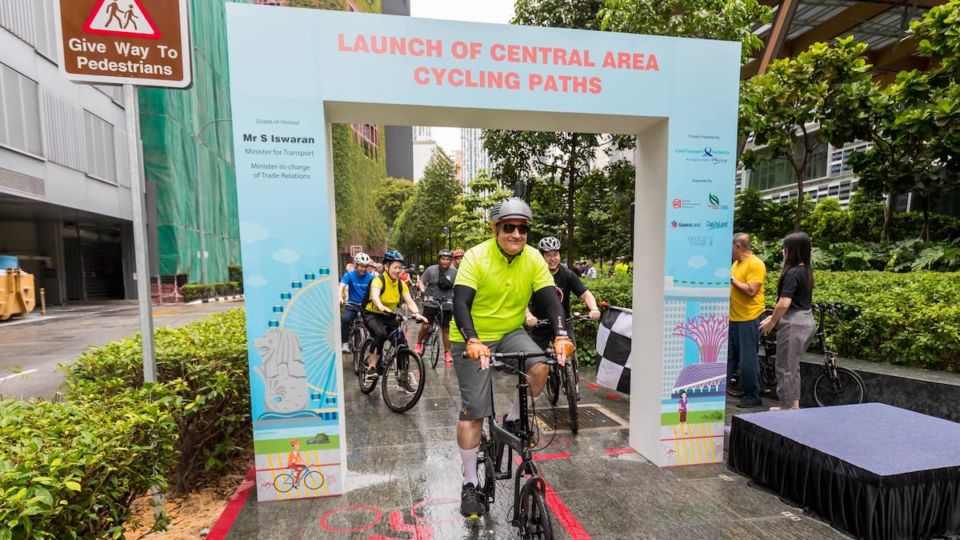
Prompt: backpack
<box><xmin>361</xmin><ymin>274</ymin><xmax>403</xmax><ymax>312</ymax></box>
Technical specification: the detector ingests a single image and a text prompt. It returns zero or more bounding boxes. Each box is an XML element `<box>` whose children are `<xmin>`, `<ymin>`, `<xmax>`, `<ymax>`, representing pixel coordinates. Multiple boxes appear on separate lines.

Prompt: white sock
<box><xmin>461</xmin><ymin>445</ymin><xmax>480</xmax><ymax>485</ymax></box>
<box><xmin>505</xmin><ymin>394</ymin><xmax>532</xmax><ymax>422</ymax></box>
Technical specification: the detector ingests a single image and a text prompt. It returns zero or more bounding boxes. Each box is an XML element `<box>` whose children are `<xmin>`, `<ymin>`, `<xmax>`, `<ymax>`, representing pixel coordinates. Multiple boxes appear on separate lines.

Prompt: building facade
<box><xmin>0</xmin><ymin>0</ymin><xmax>134</xmax><ymax>304</ymax></box>
<box><xmin>460</xmin><ymin>127</ymin><xmax>490</xmax><ymax>185</ymax></box>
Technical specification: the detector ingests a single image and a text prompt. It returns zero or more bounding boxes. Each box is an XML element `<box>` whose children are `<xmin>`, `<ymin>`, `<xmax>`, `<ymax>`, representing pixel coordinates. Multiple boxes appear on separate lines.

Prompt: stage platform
<box><xmin>728</xmin><ymin>403</ymin><xmax>960</xmax><ymax>540</ymax></box>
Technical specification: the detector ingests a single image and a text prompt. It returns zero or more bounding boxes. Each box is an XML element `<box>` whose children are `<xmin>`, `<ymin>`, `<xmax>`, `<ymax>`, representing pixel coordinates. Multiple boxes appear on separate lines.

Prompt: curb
<box><xmin>185</xmin><ymin>295</ymin><xmax>245</xmax><ymax>306</ymax></box>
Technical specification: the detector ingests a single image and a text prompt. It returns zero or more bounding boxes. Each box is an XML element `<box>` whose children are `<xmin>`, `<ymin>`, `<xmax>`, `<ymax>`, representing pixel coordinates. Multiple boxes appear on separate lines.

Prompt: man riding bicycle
<box><xmin>364</xmin><ymin>250</ymin><xmax>427</xmax><ymax>384</ymax></box>
<box><xmin>416</xmin><ymin>249</ymin><xmax>457</xmax><ymax>364</ymax></box>
<box><xmin>525</xmin><ymin>236</ymin><xmax>602</xmax><ymax>349</ymax></box>
<box><xmin>287</xmin><ymin>439</ymin><xmax>307</xmax><ymax>486</ymax></box>
<box><xmin>451</xmin><ymin>197</ymin><xmax>574</xmax><ymax>517</ymax></box>
<box><xmin>339</xmin><ymin>252</ymin><xmax>374</xmax><ymax>353</ymax></box>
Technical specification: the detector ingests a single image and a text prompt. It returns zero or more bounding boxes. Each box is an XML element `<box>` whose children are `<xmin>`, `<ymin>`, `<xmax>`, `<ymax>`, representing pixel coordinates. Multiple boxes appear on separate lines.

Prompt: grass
<box><xmin>660</xmin><ymin>410</ymin><xmax>725</xmax><ymax>426</ymax></box>
<box><xmin>254</xmin><ymin>435</ymin><xmax>340</xmax><ymax>454</ymax></box>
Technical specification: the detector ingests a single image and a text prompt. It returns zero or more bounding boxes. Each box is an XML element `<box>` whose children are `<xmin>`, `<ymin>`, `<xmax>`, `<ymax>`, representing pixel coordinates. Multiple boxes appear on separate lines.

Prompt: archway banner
<box><xmin>226</xmin><ymin>4</ymin><xmax>740</xmax><ymax>501</ymax></box>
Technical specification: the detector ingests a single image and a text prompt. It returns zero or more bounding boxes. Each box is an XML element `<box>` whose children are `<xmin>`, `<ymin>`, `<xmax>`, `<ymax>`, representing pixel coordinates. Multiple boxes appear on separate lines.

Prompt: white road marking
<box><xmin>0</xmin><ymin>369</ymin><xmax>38</xmax><ymax>382</ymax></box>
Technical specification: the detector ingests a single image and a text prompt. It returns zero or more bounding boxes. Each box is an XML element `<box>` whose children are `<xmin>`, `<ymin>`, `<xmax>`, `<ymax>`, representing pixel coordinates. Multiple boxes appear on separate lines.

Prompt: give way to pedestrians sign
<box><xmin>55</xmin><ymin>0</ymin><xmax>192</xmax><ymax>88</ymax></box>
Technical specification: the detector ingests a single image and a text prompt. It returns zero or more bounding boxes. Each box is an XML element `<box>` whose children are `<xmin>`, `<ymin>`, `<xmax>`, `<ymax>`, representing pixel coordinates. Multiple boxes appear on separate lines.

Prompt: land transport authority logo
<box><xmin>674</xmin><ymin>146</ymin><xmax>731</xmax><ymax>165</ymax></box>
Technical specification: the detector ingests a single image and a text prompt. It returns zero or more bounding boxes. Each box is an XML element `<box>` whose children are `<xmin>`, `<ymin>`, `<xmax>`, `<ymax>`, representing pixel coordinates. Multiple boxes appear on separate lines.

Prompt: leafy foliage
<box><xmin>66</xmin><ymin>309</ymin><xmax>250</xmax><ymax>494</ymax></box>
<box><xmin>389</xmin><ymin>149</ymin><xmax>459</xmax><ymax>259</ymax></box>
<box><xmin>448</xmin><ymin>171</ymin><xmax>512</xmax><ymax>249</ymax></box>
<box><xmin>740</xmin><ymin>37</ymin><xmax>878</xmax><ymax>228</ymax></box>
<box><xmin>375</xmin><ymin>177</ymin><xmax>415</xmax><ymax>231</ymax></box>
<box><xmin>575</xmin><ymin>159</ymin><xmax>635</xmax><ymax>260</ymax></box>
<box><xmin>180</xmin><ymin>281</ymin><xmax>242</xmax><ymax>302</ymax></box>
<box><xmin>0</xmin><ymin>386</ymin><xmax>179</xmax><ymax>540</ymax></box>
<box><xmin>599</xmin><ymin>0</ymin><xmax>772</xmax><ymax>63</ymax></box>
<box><xmin>332</xmin><ymin>125</ymin><xmax>388</xmax><ymax>255</ymax></box>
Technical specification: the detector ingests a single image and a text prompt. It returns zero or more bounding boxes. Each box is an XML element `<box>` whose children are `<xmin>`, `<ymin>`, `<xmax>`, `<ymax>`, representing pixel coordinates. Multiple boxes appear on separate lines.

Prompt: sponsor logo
<box><xmin>671</xmin><ymin>220</ymin><xmax>701</xmax><ymax>229</ymax></box>
<box><xmin>687</xmin><ymin>236</ymin><xmax>714</xmax><ymax>247</ymax></box>
<box><xmin>707</xmin><ymin>193</ymin><xmax>729</xmax><ymax>210</ymax></box>
<box><xmin>707</xmin><ymin>220</ymin><xmax>729</xmax><ymax>230</ymax></box>
<box><xmin>672</xmin><ymin>198</ymin><xmax>700</xmax><ymax>209</ymax></box>
<box><xmin>674</xmin><ymin>146</ymin><xmax>732</xmax><ymax>165</ymax></box>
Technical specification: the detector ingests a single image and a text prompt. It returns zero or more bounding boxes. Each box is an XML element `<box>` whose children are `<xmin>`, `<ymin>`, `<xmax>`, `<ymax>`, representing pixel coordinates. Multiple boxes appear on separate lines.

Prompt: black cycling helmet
<box><xmin>439</xmin><ymin>249</ymin><xmax>452</xmax><ymax>258</ymax></box>
<box><xmin>383</xmin><ymin>249</ymin><xmax>404</xmax><ymax>264</ymax></box>
<box><xmin>489</xmin><ymin>197</ymin><xmax>532</xmax><ymax>223</ymax></box>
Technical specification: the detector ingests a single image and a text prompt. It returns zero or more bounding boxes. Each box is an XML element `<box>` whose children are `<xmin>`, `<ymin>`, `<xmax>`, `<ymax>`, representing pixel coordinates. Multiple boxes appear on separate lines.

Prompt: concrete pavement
<box><xmin>0</xmin><ymin>301</ymin><xmax>241</xmax><ymax>399</ymax></box>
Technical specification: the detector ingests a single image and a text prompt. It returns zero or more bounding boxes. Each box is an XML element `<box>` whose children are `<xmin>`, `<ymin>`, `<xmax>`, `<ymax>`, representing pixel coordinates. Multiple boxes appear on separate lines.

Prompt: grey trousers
<box><xmin>775</xmin><ymin>308</ymin><xmax>816</xmax><ymax>402</ymax></box>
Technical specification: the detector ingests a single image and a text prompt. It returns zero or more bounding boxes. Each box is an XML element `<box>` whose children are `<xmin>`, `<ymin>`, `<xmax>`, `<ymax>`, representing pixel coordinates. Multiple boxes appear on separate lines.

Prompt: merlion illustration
<box><xmin>253</xmin><ymin>327</ymin><xmax>309</xmax><ymax>413</ymax></box>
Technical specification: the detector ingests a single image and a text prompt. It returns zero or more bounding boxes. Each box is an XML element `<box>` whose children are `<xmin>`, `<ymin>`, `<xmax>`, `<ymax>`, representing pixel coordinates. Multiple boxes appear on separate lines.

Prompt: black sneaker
<box><xmin>364</xmin><ymin>366</ymin><xmax>379</xmax><ymax>382</ymax></box>
<box><xmin>737</xmin><ymin>396</ymin><xmax>763</xmax><ymax>408</ymax></box>
<box><xmin>397</xmin><ymin>372</ymin><xmax>416</xmax><ymax>393</ymax></box>
<box><xmin>460</xmin><ymin>482</ymin><xmax>485</xmax><ymax>517</ymax></box>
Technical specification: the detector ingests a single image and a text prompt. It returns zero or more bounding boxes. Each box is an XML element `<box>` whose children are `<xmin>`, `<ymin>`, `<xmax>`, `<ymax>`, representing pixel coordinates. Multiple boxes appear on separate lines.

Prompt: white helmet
<box><xmin>538</xmin><ymin>237</ymin><xmax>561</xmax><ymax>252</ymax></box>
<box><xmin>353</xmin><ymin>252</ymin><xmax>371</xmax><ymax>265</ymax></box>
<box><xmin>489</xmin><ymin>197</ymin><xmax>532</xmax><ymax>223</ymax></box>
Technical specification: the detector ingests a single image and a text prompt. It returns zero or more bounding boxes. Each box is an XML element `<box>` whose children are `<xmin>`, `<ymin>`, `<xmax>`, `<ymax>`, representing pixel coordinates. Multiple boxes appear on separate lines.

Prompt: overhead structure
<box><xmin>743</xmin><ymin>0</ymin><xmax>949</xmax><ymax>81</ymax></box>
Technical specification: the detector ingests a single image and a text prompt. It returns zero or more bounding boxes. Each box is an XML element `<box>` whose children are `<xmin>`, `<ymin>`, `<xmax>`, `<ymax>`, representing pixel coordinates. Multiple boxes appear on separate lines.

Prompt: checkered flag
<box><xmin>595</xmin><ymin>306</ymin><xmax>632</xmax><ymax>394</ymax></box>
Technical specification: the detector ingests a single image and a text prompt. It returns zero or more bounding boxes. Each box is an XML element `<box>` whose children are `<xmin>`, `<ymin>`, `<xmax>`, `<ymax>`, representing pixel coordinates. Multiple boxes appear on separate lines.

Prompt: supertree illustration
<box><xmin>673</xmin><ymin>315</ymin><xmax>728</xmax><ymax>364</ymax></box>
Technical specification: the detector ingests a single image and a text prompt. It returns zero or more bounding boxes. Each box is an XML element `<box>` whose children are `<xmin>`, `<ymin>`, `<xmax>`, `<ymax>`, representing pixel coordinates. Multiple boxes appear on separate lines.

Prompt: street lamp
<box><xmin>442</xmin><ymin>226</ymin><xmax>451</xmax><ymax>250</ymax></box>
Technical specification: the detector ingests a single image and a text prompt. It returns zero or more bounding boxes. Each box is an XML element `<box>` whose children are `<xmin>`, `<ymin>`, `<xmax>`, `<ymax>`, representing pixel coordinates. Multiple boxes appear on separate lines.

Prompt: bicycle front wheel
<box><xmin>381</xmin><ymin>349</ymin><xmax>425</xmax><ymax>413</ymax></box>
<box><xmin>426</xmin><ymin>328</ymin><xmax>442</xmax><ymax>369</ymax></box>
<box><xmin>358</xmin><ymin>339</ymin><xmax>379</xmax><ymax>394</ymax></box>
<box><xmin>563</xmin><ymin>362</ymin><xmax>579</xmax><ymax>435</ymax></box>
<box><xmin>519</xmin><ymin>478</ymin><xmax>554</xmax><ymax>540</ymax></box>
<box><xmin>351</xmin><ymin>325</ymin><xmax>367</xmax><ymax>375</ymax></box>
<box><xmin>813</xmin><ymin>367</ymin><xmax>865</xmax><ymax>407</ymax></box>
<box><xmin>302</xmin><ymin>469</ymin><xmax>325</xmax><ymax>490</ymax></box>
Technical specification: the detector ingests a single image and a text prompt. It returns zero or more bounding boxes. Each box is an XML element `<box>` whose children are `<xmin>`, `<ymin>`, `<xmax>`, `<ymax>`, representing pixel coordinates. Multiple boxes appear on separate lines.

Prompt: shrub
<box><xmin>0</xmin><ymin>386</ymin><xmax>178</xmax><ymax>540</ymax></box>
<box><xmin>571</xmin><ymin>272</ymin><xmax>960</xmax><ymax>372</ymax></box>
<box><xmin>180</xmin><ymin>281</ymin><xmax>242</xmax><ymax>302</ymax></box>
<box><xmin>66</xmin><ymin>309</ymin><xmax>251</xmax><ymax>493</ymax></box>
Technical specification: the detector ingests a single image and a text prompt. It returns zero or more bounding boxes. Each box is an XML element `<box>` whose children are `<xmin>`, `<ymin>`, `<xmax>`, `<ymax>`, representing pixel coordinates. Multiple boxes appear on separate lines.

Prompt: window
<box><xmin>33</xmin><ymin>0</ymin><xmax>57</xmax><ymax>61</ymax></box>
<box><xmin>829</xmin><ymin>142</ymin><xmax>870</xmax><ymax>176</ymax></box>
<box><xmin>84</xmin><ymin>111</ymin><xmax>116</xmax><ymax>183</ymax></box>
<box><xmin>0</xmin><ymin>63</ymin><xmax>43</xmax><ymax>157</ymax></box>
<box><xmin>351</xmin><ymin>123</ymin><xmax>380</xmax><ymax>158</ymax></box>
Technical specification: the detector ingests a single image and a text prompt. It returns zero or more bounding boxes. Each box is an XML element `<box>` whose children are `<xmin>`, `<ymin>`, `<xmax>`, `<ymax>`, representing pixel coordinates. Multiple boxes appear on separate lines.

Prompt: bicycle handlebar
<box><xmin>534</xmin><ymin>313</ymin><xmax>597</xmax><ymax>327</ymax></box>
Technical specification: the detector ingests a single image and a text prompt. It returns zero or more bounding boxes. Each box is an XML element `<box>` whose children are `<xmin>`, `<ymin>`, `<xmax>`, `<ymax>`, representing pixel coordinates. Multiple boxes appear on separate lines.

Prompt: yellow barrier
<box><xmin>0</xmin><ymin>269</ymin><xmax>36</xmax><ymax>321</ymax></box>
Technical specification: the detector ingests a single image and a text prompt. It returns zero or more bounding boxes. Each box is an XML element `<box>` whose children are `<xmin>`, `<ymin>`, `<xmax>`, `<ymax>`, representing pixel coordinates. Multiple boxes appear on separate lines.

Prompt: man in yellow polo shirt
<box><xmin>451</xmin><ymin>197</ymin><xmax>574</xmax><ymax>517</ymax></box>
<box><xmin>728</xmin><ymin>232</ymin><xmax>766</xmax><ymax>408</ymax></box>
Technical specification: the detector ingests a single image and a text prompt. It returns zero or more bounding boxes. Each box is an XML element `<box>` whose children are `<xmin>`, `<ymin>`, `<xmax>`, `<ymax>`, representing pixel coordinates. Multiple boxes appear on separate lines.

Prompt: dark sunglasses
<box><xmin>499</xmin><ymin>223</ymin><xmax>530</xmax><ymax>234</ymax></box>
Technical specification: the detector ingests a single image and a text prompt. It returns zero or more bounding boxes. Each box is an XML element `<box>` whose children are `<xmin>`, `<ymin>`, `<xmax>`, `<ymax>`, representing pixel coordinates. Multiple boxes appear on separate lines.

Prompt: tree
<box><xmin>575</xmin><ymin>159</ymin><xmax>635</xmax><ymax>260</ymax></box>
<box><xmin>448</xmin><ymin>171</ymin><xmax>512</xmax><ymax>249</ymax></box>
<box><xmin>389</xmin><ymin>149</ymin><xmax>458</xmax><ymax>258</ymax></box>
<box><xmin>375</xmin><ymin>177</ymin><xmax>414</xmax><ymax>230</ymax></box>
<box><xmin>850</xmin><ymin>1</ymin><xmax>960</xmax><ymax>241</ymax></box>
<box><xmin>599</xmin><ymin>0</ymin><xmax>771</xmax><ymax>63</ymax></box>
<box><xmin>739</xmin><ymin>37</ymin><xmax>878</xmax><ymax>229</ymax></box>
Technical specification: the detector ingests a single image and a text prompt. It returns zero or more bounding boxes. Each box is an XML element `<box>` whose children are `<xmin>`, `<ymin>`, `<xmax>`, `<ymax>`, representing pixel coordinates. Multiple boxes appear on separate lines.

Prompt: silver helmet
<box><xmin>538</xmin><ymin>237</ymin><xmax>561</xmax><ymax>252</ymax></box>
<box><xmin>489</xmin><ymin>197</ymin><xmax>532</xmax><ymax>223</ymax></box>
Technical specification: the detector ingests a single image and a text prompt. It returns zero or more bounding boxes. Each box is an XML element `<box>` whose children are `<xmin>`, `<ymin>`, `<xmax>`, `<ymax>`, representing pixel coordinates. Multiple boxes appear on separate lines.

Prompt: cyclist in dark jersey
<box><xmin>526</xmin><ymin>237</ymin><xmax>601</xmax><ymax>349</ymax></box>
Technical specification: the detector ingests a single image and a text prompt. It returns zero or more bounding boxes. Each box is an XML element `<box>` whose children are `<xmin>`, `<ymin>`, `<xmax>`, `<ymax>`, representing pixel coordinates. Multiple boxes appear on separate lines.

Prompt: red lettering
<box><xmin>409</xmin><ymin>38</ymin><xmax>424</xmax><ymax>56</ymax></box>
<box><xmin>633</xmin><ymin>53</ymin><xmax>645</xmax><ymax>70</ymax></box>
<box><xmin>589</xmin><ymin>77</ymin><xmax>602</xmax><ymax>94</ymax></box>
<box><xmin>430</xmin><ymin>67</ymin><xmax>447</xmax><ymax>85</ymax></box>
<box><xmin>449</xmin><ymin>69</ymin><xmax>464</xmax><ymax>87</ymax></box>
<box><xmin>617</xmin><ymin>52</ymin><xmax>630</xmax><ymax>69</ymax></box>
<box><xmin>338</xmin><ymin>33</ymin><xmax>349</xmax><ymax>51</ymax></box>
<box><xmin>353</xmin><ymin>34</ymin><xmax>369</xmax><ymax>53</ymax></box>
<box><xmin>506</xmin><ymin>72</ymin><xmax>521</xmax><ymax>90</ymax></box>
<box><xmin>553</xmin><ymin>47</ymin><xmax>567</xmax><ymax>65</ymax></box>
<box><xmin>584</xmin><ymin>50</ymin><xmax>596</xmax><ymax>67</ymax></box>
<box><xmin>572</xmin><ymin>76</ymin><xmax>587</xmax><ymax>93</ymax></box>
<box><xmin>528</xmin><ymin>73</ymin><xmax>543</xmax><ymax>90</ymax></box>
<box><xmin>647</xmin><ymin>54</ymin><xmax>659</xmax><ymax>71</ymax></box>
<box><xmin>602</xmin><ymin>51</ymin><xmax>616</xmax><ymax>68</ymax></box>
<box><xmin>490</xmin><ymin>43</ymin><xmax>506</xmax><ymax>61</ymax></box>
<box><xmin>451</xmin><ymin>40</ymin><xmax>469</xmax><ymax>59</ymax></box>
<box><xmin>544</xmin><ymin>75</ymin><xmax>559</xmax><ymax>92</ymax></box>
<box><xmin>413</xmin><ymin>67</ymin><xmax>430</xmax><ymax>85</ymax></box>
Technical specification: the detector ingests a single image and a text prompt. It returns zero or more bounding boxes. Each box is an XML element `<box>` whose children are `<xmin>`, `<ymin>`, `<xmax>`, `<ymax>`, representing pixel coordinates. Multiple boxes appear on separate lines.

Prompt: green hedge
<box><xmin>0</xmin><ymin>386</ymin><xmax>179</xmax><ymax>540</ymax></box>
<box><xmin>66</xmin><ymin>309</ymin><xmax>251</xmax><ymax>493</ymax></box>
<box><xmin>571</xmin><ymin>272</ymin><xmax>960</xmax><ymax>372</ymax></box>
<box><xmin>180</xmin><ymin>281</ymin><xmax>242</xmax><ymax>302</ymax></box>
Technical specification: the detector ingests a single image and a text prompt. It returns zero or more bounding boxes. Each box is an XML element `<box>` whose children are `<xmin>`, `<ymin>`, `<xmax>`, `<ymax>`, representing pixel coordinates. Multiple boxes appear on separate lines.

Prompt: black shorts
<box><xmin>422</xmin><ymin>303</ymin><xmax>453</xmax><ymax>327</ymax></box>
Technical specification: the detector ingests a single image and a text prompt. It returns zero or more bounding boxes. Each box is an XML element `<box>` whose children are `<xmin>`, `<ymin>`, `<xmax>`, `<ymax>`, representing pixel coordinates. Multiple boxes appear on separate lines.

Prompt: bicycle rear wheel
<box><xmin>358</xmin><ymin>339</ymin><xmax>379</xmax><ymax>394</ymax></box>
<box><xmin>813</xmin><ymin>367</ymin><xmax>865</xmax><ymax>407</ymax></box>
<box><xmin>519</xmin><ymin>478</ymin><xmax>553</xmax><ymax>540</ymax></box>
<box><xmin>273</xmin><ymin>474</ymin><xmax>295</xmax><ymax>493</ymax></box>
<box><xmin>381</xmin><ymin>349</ymin><xmax>425</xmax><ymax>413</ymax></box>
<box><xmin>563</xmin><ymin>362</ymin><xmax>579</xmax><ymax>434</ymax></box>
<box><xmin>476</xmin><ymin>440</ymin><xmax>496</xmax><ymax>510</ymax></box>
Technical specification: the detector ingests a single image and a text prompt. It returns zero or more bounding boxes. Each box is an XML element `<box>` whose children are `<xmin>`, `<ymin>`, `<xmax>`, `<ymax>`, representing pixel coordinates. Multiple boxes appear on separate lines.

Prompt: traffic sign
<box><xmin>56</xmin><ymin>0</ymin><xmax>192</xmax><ymax>88</ymax></box>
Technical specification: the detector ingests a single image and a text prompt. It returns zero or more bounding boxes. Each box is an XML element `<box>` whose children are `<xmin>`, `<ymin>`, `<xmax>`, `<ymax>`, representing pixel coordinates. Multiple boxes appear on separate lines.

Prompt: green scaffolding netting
<box><xmin>138</xmin><ymin>0</ymin><xmax>248</xmax><ymax>283</ymax></box>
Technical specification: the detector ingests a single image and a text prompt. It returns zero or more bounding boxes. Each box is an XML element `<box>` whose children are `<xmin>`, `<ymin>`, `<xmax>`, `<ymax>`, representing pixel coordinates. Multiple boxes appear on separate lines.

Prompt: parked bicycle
<box><xmin>357</xmin><ymin>313</ymin><xmax>426</xmax><ymax>413</ymax></box>
<box><xmin>534</xmin><ymin>313</ymin><xmax>596</xmax><ymax>435</ymax></box>
<box><xmin>728</xmin><ymin>303</ymin><xmax>865</xmax><ymax>406</ymax></box>
<box><xmin>273</xmin><ymin>466</ymin><xmax>325</xmax><ymax>493</ymax></box>
<box><xmin>420</xmin><ymin>296</ymin><xmax>453</xmax><ymax>369</ymax></box>
<box><xmin>343</xmin><ymin>302</ymin><xmax>368</xmax><ymax>376</ymax></box>
<box><xmin>469</xmin><ymin>350</ymin><xmax>556</xmax><ymax>539</ymax></box>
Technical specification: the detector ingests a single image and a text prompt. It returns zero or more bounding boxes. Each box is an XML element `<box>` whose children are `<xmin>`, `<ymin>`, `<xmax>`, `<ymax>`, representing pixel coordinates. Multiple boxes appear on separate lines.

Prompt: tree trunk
<box><xmin>565</xmin><ymin>135</ymin><xmax>579</xmax><ymax>267</ymax></box>
<box><xmin>794</xmin><ymin>167</ymin><xmax>805</xmax><ymax>231</ymax></box>
<box><xmin>922</xmin><ymin>194</ymin><xmax>931</xmax><ymax>242</ymax></box>
<box><xmin>881</xmin><ymin>191</ymin><xmax>895</xmax><ymax>242</ymax></box>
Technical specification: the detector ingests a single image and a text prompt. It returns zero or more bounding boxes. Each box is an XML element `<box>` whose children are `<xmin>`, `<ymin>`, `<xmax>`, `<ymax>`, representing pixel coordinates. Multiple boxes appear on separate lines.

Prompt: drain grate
<box><xmin>535</xmin><ymin>403</ymin><xmax>628</xmax><ymax>432</ymax></box>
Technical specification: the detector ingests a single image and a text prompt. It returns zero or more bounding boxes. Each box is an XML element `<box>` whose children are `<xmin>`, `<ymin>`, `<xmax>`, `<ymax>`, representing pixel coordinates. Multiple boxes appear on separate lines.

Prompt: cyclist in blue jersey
<box><xmin>340</xmin><ymin>252</ymin><xmax>374</xmax><ymax>352</ymax></box>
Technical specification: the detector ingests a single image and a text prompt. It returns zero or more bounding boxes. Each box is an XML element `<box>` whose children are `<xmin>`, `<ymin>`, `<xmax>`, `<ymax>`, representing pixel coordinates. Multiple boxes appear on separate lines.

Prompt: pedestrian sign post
<box><xmin>55</xmin><ymin>0</ymin><xmax>191</xmax><ymax>88</ymax></box>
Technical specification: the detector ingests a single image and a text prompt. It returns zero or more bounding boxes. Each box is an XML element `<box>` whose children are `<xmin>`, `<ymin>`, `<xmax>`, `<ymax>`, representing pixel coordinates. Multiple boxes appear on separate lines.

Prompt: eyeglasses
<box><xmin>499</xmin><ymin>223</ymin><xmax>530</xmax><ymax>234</ymax></box>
